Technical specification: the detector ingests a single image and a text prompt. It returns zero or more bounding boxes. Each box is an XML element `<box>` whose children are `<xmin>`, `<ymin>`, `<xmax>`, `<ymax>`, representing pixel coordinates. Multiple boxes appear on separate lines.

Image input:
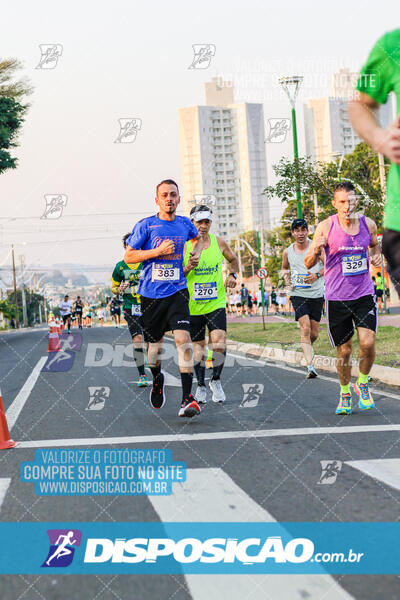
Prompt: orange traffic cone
<box><xmin>56</xmin><ymin>317</ymin><xmax>61</xmax><ymax>335</ymax></box>
<box><xmin>0</xmin><ymin>390</ymin><xmax>17</xmax><ymax>449</ymax></box>
<box><xmin>48</xmin><ymin>320</ymin><xmax>61</xmax><ymax>352</ymax></box>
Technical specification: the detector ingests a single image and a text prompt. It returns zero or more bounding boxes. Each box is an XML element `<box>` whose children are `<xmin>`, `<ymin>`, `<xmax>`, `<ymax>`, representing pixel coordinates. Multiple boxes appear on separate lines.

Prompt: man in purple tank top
<box><xmin>305</xmin><ymin>181</ymin><xmax>381</xmax><ymax>415</ymax></box>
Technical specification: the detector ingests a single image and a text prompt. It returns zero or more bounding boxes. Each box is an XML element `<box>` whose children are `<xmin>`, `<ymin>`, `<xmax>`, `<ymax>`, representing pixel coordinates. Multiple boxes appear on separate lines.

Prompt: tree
<box><xmin>262</xmin><ymin>143</ymin><xmax>387</xmax><ymax>285</ymax></box>
<box><xmin>0</xmin><ymin>96</ymin><xmax>26</xmax><ymax>174</ymax></box>
<box><xmin>229</xmin><ymin>231</ymin><xmax>260</xmax><ymax>279</ymax></box>
<box><xmin>0</xmin><ymin>58</ymin><xmax>32</xmax><ymax>174</ymax></box>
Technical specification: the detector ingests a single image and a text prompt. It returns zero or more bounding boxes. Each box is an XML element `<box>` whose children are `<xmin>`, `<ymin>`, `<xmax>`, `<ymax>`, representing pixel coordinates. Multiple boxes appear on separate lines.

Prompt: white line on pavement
<box><xmin>150</xmin><ymin>468</ymin><xmax>354</xmax><ymax>600</ymax></box>
<box><xmin>227</xmin><ymin>351</ymin><xmax>400</xmax><ymax>401</ymax></box>
<box><xmin>346</xmin><ymin>458</ymin><xmax>400</xmax><ymax>492</ymax></box>
<box><xmin>0</xmin><ymin>478</ymin><xmax>11</xmax><ymax>512</ymax></box>
<box><xmin>6</xmin><ymin>356</ymin><xmax>48</xmax><ymax>431</ymax></box>
<box><xmin>16</xmin><ymin>424</ymin><xmax>400</xmax><ymax>449</ymax></box>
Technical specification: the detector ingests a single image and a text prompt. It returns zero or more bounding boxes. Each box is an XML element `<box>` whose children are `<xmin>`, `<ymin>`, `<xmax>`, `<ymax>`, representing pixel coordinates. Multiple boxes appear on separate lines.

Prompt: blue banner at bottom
<box><xmin>0</xmin><ymin>522</ymin><xmax>398</xmax><ymax>574</ymax></box>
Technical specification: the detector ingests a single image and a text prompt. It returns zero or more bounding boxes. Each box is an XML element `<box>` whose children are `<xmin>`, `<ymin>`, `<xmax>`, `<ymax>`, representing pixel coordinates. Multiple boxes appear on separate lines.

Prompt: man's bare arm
<box><xmin>366</xmin><ymin>218</ymin><xmax>381</xmax><ymax>268</ymax></box>
<box><xmin>218</xmin><ymin>237</ymin><xmax>239</xmax><ymax>272</ymax></box>
<box><xmin>218</xmin><ymin>237</ymin><xmax>239</xmax><ymax>288</ymax></box>
<box><xmin>124</xmin><ymin>240</ymin><xmax>175</xmax><ymax>264</ymax></box>
<box><xmin>281</xmin><ymin>248</ymin><xmax>291</xmax><ymax>287</ymax></box>
<box><xmin>304</xmin><ymin>221</ymin><xmax>328</xmax><ymax>269</ymax></box>
<box><xmin>349</xmin><ymin>93</ymin><xmax>400</xmax><ymax>164</ymax></box>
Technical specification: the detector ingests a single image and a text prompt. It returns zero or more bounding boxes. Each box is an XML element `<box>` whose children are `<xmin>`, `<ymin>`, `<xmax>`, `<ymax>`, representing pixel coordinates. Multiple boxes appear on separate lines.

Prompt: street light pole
<box><xmin>256</xmin><ymin>226</ymin><xmax>266</xmax><ymax>330</ymax></box>
<box><xmin>279</xmin><ymin>76</ymin><xmax>303</xmax><ymax>218</ymax></box>
<box><xmin>11</xmin><ymin>245</ymin><xmax>19</xmax><ymax>328</ymax></box>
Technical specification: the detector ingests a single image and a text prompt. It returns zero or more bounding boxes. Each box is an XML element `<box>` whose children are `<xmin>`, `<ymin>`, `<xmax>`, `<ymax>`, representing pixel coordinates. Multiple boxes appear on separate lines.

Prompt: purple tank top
<box><xmin>325</xmin><ymin>214</ymin><xmax>374</xmax><ymax>301</ymax></box>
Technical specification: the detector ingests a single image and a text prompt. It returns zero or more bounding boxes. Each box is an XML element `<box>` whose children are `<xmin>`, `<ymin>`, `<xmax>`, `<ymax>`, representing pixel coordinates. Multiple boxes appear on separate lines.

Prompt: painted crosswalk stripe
<box><xmin>149</xmin><ymin>468</ymin><xmax>354</xmax><ymax>600</ymax></box>
<box><xmin>6</xmin><ymin>356</ymin><xmax>47</xmax><ymax>431</ymax></box>
<box><xmin>0</xmin><ymin>478</ymin><xmax>11</xmax><ymax>512</ymax></box>
<box><xmin>346</xmin><ymin>458</ymin><xmax>400</xmax><ymax>492</ymax></box>
<box><xmin>16</xmin><ymin>423</ymin><xmax>400</xmax><ymax>449</ymax></box>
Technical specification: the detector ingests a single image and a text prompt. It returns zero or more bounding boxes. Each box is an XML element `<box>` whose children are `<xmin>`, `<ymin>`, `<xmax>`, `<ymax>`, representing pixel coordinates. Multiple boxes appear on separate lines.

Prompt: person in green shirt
<box><xmin>183</xmin><ymin>204</ymin><xmax>238</xmax><ymax>404</ymax></box>
<box><xmin>349</xmin><ymin>29</ymin><xmax>400</xmax><ymax>294</ymax></box>
<box><xmin>111</xmin><ymin>233</ymin><xmax>149</xmax><ymax>387</ymax></box>
<box><xmin>375</xmin><ymin>271</ymin><xmax>384</xmax><ymax>313</ymax></box>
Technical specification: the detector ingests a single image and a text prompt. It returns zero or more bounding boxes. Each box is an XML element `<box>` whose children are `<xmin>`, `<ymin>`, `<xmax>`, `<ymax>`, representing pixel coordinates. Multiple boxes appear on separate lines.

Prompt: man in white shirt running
<box><xmin>59</xmin><ymin>294</ymin><xmax>73</xmax><ymax>334</ymax></box>
<box><xmin>282</xmin><ymin>218</ymin><xmax>325</xmax><ymax>378</ymax></box>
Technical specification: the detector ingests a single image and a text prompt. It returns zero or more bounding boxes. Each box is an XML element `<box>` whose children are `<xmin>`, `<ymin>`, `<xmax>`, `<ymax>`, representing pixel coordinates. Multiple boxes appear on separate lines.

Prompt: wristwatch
<box><xmin>229</xmin><ymin>272</ymin><xmax>237</xmax><ymax>279</ymax></box>
<box><xmin>316</xmin><ymin>273</ymin><xmax>321</xmax><ymax>279</ymax></box>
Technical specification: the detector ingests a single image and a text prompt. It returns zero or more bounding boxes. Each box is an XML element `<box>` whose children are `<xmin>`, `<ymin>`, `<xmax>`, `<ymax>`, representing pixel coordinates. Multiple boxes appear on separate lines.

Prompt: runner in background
<box><xmin>305</xmin><ymin>181</ymin><xmax>381</xmax><ymax>414</ymax></box>
<box><xmin>183</xmin><ymin>204</ymin><xmax>238</xmax><ymax>404</ymax></box>
<box><xmin>124</xmin><ymin>179</ymin><xmax>205</xmax><ymax>418</ymax></box>
<box><xmin>375</xmin><ymin>271</ymin><xmax>384</xmax><ymax>313</ymax></box>
<box><xmin>282</xmin><ymin>218</ymin><xmax>324</xmax><ymax>379</ymax></box>
<box><xmin>271</xmin><ymin>287</ymin><xmax>278</xmax><ymax>313</ymax></box>
<box><xmin>349</xmin><ymin>29</ymin><xmax>400</xmax><ymax>294</ymax></box>
<box><xmin>235</xmin><ymin>289</ymin><xmax>241</xmax><ymax>315</ymax></box>
<box><xmin>59</xmin><ymin>294</ymin><xmax>72</xmax><ymax>334</ymax></box>
<box><xmin>111</xmin><ymin>233</ymin><xmax>149</xmax><ymax>387</ymax></box>
<box><xmin>74</xmin><ymin>296</ymin><xmax>84</xmax><ymax>330</ymax></box>
<box><xmin>240</xmin><ymin>283</ymin><xmax>249</xmax><ymax>316</ymax></box>
<box><xmin>229</xmin><ymin>291</ymin><xmax>235</xmax><ymax>314</ymax></box>
<box><xmin>109</xmin><ymin>296</ymin><xmax>122</xmax><ymax>327</ymax></box>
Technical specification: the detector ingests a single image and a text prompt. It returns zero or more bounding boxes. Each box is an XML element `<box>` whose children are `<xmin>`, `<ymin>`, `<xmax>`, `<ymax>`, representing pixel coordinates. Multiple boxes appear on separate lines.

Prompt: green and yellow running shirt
<box><xmin>183</xmin><ymin>234</ymin><xmax>226</xmax><ymax>315</ymax></box>
<box><xmin>111</xmin><ymin>260</ymin><xmax>142</xmax><ymax>314</ymax></box>
<box><xmin>356</xmin><ymin>29</ymin><xmax>400</xmax><ymax>231</ymax></box>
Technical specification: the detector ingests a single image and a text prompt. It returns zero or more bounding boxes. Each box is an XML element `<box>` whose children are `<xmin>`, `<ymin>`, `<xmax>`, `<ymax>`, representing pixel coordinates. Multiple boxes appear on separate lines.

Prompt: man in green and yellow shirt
<box><xmin>111</xmin><ymin>233</ymin><xmax>148</xmax><ymax>387</ymax></box>
<box><xmin>183</xmin><ymin>204</ymin><xmax>238</xmax><ymax>404</ymax></box>
<box><xmin>349</xmin><ymin>29</ymin><xmax>400</xmax><ymax>294</ymax></box>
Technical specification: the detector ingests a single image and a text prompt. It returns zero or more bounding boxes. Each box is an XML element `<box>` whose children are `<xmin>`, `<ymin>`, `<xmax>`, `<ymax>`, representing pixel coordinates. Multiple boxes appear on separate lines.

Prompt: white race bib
<box><xmin>131</xmin><ymin>305</ymin><xmax>142</xmax><ymax>316</ymax></box>
<box><xmin>152</xmin><ymin>263</ymin><xmax>179</xmax><ymax>282</ymax></box>
<box><xmin>292</xmin><ymin>273</ymin><xmax>311</xmax><ymax>289</ymax></box>
<box><xmin>193</xmin><ymin>282</ymin><xmax>218</xmax><ymax>301</ymax></box>
<box><xmin>342</xmin><ymin>253</ymin><xmax>368</xmax><ymax>276</ymax></box>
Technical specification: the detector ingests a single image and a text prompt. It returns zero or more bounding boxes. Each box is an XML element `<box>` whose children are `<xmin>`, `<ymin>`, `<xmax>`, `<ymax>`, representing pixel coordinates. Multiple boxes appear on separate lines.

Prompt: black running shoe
<box><xmin>149</xmin><ymin>371</ymin><xmax>165</xmax><ymax>409</ymax></box>
<box><xmin>178</xmin><ymin>394</ymin><xmax>200</xmax><ymax>418</ymax></box>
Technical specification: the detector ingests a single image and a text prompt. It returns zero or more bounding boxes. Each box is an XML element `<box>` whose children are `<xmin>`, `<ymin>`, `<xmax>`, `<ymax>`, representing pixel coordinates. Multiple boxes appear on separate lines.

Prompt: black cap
<box><xmin>291</xmin><ymin>218</ymin><xmax>308</xmax><ymax>231</ymax></box>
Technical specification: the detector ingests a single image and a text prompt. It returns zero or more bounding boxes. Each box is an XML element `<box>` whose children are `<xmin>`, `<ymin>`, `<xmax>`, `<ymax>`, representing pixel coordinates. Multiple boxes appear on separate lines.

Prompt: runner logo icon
<box><xmin>42</xmin><ymin>529</ymin><xmax>82</xmax><ymax>567</ymax></box>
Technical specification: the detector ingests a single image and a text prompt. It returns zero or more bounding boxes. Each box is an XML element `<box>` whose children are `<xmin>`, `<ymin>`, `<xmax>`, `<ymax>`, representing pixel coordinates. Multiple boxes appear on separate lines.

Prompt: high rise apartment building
<box><xmin>304</xmin><ymin>68</ymin><xmax>394</xmax><ymax>162</ymax></box>
<box><xmin>178</xmin><ymin>78</ymin><xmax>269</xmax><ymax>238</ymax></box>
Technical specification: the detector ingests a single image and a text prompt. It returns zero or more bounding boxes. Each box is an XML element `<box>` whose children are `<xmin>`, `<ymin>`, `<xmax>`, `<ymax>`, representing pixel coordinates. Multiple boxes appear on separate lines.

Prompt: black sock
<box><xmin>212</xmin><ymin>351</ymin><xmax>226</xmax><ymax>380</ymax></box>
<box><xmin>134</xmin><ymin>346</ymin><xmax>145</xmax><ymax>376</ymax></box>
<box><xmin>181</xmin><ymin>371</ymin><xmax>193</xmax><ymax>400</ymax></box>
<box><xmin>194</xmin><ymin>361</ymin><xmax>206</xmax><ymax>386</ymax></box>
<box><xmin>150</xmin><ymin>365</ymin><xmax>161</xmax><ymax>381</ymax></box>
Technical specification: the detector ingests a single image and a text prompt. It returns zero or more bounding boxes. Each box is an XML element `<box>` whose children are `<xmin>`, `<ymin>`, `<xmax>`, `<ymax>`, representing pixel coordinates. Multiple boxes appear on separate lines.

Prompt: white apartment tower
<box><xmin>178</xmin><ymin>78</ymin><xmax>269</xmax><ymax>238</ymax></box>
<box><xmin>304</xmin><ymin>68</ymin><xmax>394</xmax><ymax>162</ymax></box>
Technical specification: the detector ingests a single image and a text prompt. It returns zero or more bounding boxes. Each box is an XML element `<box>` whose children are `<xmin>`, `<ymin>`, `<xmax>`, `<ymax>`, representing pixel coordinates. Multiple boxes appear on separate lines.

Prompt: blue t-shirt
<box><xmin>127</xmin><ymin>214</ymin><xmax>198</xmax><ymax>299</ymax></box>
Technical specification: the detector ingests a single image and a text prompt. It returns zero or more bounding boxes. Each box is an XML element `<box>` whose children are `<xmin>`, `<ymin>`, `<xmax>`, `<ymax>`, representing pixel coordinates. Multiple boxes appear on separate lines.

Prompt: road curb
<box><xmin>226</xmin><ymin>339</ymin><xmax>400</xmax><ymax>388</ymax></box>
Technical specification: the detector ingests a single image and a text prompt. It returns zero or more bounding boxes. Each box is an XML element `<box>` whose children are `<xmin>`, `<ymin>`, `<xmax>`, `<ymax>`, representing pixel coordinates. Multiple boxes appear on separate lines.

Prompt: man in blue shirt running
<box><xmin>124</xmin><ymin>179</ymin><xmax>204</xmax><ymax>418</ymax></box>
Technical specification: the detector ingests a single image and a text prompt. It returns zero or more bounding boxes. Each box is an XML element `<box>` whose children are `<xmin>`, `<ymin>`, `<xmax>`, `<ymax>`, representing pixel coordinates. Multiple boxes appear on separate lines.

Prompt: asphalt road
<box><xmin>0</xmin><ymin>324</ymin><xmax>399</xmax><ymax>600</ymax></box>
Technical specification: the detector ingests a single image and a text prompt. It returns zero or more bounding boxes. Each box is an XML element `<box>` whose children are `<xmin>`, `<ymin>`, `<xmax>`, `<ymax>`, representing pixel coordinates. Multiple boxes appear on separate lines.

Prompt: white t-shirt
<box><xmin>234</xmin><ymin>293</ymin><xmax>241</xmax><ymax>304</ymax></box>
<box><xmin>229</xmin><ymin>294</ymin><xmax>235</xmax><ymax>304</ymax></box>
<box><xmin>59</xmin><ymin>300</ymin><xmax>72</xmax><ymax>316</ymax></box>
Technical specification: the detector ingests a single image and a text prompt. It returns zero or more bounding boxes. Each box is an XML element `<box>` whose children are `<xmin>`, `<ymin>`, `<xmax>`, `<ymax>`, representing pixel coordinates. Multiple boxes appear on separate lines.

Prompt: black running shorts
<box><xmin>190</xmin><ymin>307</ymin><xmax>227</xmax><ymax>342</ymax></box>
<box><xmin>140</xmin><ymin>289</ymin><xmax>190</xmax><ymax>342</ymax></box>
<box><xmin>62</xmin><ymin>314</ymin><xmax>70</xmax><ymax>324</ymax></box>
<box><xmin>123</xmin><ymin>310</ymin><xmax>143</xmax><ymax>338</ymax></box>
<box><xmin>326</xmin><ymin>294</ymin><xmax>377</xmax><ymax>347</ymax></box>
<box><xmin>290</xmin><ymin>296</ymin><xmax>324</xmax><ymax>322</ymax></box>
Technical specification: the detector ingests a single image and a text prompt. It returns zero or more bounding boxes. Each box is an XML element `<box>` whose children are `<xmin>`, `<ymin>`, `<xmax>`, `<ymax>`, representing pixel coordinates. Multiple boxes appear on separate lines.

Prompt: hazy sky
<box><xmin>0</xmin><ymin>0</ymin><xmax>397</xmax><ymax>270</ymax></box>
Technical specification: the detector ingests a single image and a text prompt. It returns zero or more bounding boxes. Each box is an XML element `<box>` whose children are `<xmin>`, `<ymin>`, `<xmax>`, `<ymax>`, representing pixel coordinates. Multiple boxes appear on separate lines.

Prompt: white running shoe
<box><xmin>209</xmin><ymin>379</ymin><xmax>225</xmax><ymax>403</ymax></box>
<box><xmin>195</xmin><ymin>385</ymin><xmax>207</xmax><ymax>404</ymax></box>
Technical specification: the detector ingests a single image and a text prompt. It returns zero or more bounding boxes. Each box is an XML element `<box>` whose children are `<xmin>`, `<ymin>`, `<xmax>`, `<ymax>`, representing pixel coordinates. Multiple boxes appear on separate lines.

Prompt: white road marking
<box><xmin>5</xmin><ymin>356</ymin><xmax>47</xmax><ymax>431</ymax></box>
<box><xmin>346</xmin><ymin>458</ymin><xmax>400</xmax><ymax>492</ymax></box>
<box><xmin>16</xmin><ymin>424</ymin><xmax>400</xmax><ymax>449</ymax></box>
<box><xmin>227</xmin><ymin>351</ymin><xmax>400</xmax><ymax>401</ymax></box>
<box><xmin>150</xmin><ymin>468</ymin><xmax>354</xmax><ymax>600</ymax></box>
<box><xmin>0</xmin><ymin>478</ymin><xmax>11</xmax><ymax>512</ymax></box>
